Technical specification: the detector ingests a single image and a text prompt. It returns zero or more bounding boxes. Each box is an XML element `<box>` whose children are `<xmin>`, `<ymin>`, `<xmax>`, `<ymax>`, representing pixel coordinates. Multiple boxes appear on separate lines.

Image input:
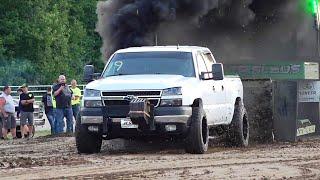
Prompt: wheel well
<box><xmin>235</xmin><ymin>97</ymin><xmax>242</xmax><ymax>106</ymax></box>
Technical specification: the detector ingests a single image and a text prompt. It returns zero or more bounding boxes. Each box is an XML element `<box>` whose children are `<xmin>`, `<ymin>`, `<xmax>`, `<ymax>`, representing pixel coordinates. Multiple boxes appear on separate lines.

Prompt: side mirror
<box><xmin>212</xmin><ymin>63</ymin><xmax>224</xmax><ymax>80</ymax></box>
<box><xmin>84</xmin><ymin>65</ymin><xmax>94</xmax><ymax>82</ymax></box>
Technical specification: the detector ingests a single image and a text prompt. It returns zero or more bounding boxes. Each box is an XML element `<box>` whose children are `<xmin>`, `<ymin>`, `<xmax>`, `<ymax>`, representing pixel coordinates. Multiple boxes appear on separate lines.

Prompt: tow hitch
<box><xmin>129</xmin><ymin>98</ymin><xmax>155</xmax><ymax>130</ymax></box>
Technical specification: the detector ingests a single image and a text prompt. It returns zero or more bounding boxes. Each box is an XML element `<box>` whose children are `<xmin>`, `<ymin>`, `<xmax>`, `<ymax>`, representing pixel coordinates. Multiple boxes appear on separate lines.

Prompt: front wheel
<box><xmin>75</xmin><ymin>114</ymin><xmax>102</xmax><ymax>154</ymax></box>
<box><xmin>185</xmin><ymin>100</ymin><xmax>209</xmax><ymax>154</ymax></box>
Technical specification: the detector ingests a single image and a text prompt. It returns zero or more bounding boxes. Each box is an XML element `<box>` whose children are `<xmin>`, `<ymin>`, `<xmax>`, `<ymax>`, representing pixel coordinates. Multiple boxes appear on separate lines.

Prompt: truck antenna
<box><xmin>155</xmin><ymin>33</ymin><xmax>158</xmax><ymax>46</ymax></box>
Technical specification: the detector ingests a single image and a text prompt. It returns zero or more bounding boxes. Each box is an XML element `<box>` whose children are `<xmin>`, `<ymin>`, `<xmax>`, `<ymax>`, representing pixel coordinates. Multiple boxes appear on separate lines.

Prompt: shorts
<box><xmin>20</xmin><ymin>111</ymin><xmax>34</xmax><ymax>126</ymax></box>
<box><xmin>2</xmin><ymin>113</ymin><xmax>16</xmax><ymax>129</ymax></box>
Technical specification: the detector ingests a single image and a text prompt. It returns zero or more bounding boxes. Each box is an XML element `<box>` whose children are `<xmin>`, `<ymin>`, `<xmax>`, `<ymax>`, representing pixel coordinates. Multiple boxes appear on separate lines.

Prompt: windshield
<box><xmin>103</xmin><ymin>51</ymin><xmax>195</xmax><ymax>77</ymax></box>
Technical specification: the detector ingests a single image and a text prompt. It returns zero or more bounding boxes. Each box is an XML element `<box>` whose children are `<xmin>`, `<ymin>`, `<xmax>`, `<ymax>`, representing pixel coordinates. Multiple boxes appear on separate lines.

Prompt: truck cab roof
<box><xmin>115</xmin><ymin>46</ymin><xmax>212</xmax><ymax>54</ymax></box>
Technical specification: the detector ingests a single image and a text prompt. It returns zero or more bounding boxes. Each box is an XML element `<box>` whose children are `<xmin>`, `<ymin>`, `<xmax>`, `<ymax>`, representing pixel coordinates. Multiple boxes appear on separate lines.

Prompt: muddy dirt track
<box><xmin>0</xmin><ymin>136</ymin><xmax>320</xmax><ymax>180</ymax></box>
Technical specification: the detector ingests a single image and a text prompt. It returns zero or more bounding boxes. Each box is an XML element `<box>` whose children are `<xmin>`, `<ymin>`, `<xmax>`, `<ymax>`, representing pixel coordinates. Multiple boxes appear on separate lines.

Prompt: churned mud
<box><xmin>0</xmin><ymin>136</ymin><xmax>320</xmax><ymax>179</ymax></box>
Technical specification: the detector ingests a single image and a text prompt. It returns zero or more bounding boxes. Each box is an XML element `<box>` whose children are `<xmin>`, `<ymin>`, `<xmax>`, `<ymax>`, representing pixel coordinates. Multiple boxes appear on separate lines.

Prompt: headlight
<box><xmin>162</xmin><ymin>87</ymin><xmax>182</xmax><ymax>96</ymax></box>
<box><xmin>84</xmin><ymin>89</ymin><xmax>100</xmax><ymax>97</ymax></box>
<box><xmin>84</xmin><ymin>100</ymin><xmax>103</xmax><ymax>107</ymax></box>
<box><xmin>160</xmin><ymin>99</ymin><xmax>182</xmax><ymax>107</ymax></box>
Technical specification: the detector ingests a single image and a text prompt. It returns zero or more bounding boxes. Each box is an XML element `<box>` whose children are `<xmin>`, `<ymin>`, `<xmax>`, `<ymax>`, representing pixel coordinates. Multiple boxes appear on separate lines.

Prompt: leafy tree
<box><xmin>0</xmin><ymin>58</ymin><xmax>36</xmax><ymax>85</ymax></box>
<box><xmin>0</xmin><ymin>0</ymin><xmax>103</xmax><ymax>85</ymax></box>
<box><xmin>0</xmin><ymin>37</ymin><xmax>5</xmax><ymax>59</ymax></box>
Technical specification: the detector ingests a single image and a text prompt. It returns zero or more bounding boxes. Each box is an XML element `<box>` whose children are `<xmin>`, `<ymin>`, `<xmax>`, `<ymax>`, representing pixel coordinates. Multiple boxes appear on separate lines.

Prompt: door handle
<box><xmin>213</xmin><ymin>86</ymin><xmax>215</xmax><ymax>91</ymax></box>
<box><xmin>222</xmin><ymin>85</ymin><xmax>224</xmax><ymax>91</ymax></box>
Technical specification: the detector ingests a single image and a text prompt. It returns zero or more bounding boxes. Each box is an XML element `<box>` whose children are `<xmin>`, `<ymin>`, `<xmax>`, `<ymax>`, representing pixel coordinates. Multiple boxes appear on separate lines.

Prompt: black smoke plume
<box><xmin>97</xmin><ymin>0</ymin><xmax>318</xmax><ymax>64</ymax></box>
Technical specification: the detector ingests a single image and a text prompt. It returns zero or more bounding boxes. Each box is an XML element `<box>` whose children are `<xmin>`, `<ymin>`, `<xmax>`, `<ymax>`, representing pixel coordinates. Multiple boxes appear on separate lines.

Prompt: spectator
<box><xmin>70</xmin><ymin>79</ymin><xmax>81</xmax><ymax>120</ymax></box>
<box><xmin>42</xmin><ymin>87</ymin><xmax>55</xmax><ymax>135</ymax></box>
<box><xmin>16</xmin><ymin>88</ymin><xmax>23</xmax><ymax>119</ymax></box>
<box><xmin>0</xmin><ymin>86</ymin><xmax>17</xmax><ymax>140</ymax></box>
<box><xmin>20</xmin><ymin>84</ymin><xmax>35</xmax><ymax>138</ymax></box>
<box><xmin>53</xmin><ymin>75</ymin><xmax>73</xmax><ymax>134</ymax></box>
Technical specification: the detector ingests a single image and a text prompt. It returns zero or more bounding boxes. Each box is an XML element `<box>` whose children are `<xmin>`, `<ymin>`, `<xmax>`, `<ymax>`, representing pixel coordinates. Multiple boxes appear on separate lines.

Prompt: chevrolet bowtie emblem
<box><xmin>123</xmin><ymin>95</ymin><xmax>136</xmax><ymax>102</ymax></box>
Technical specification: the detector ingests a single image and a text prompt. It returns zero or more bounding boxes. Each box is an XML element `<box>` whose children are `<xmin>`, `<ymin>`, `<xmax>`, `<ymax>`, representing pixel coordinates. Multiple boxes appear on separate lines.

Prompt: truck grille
<box><xmin>104</xmin><ymin>99</ymin><xmax>159</xmax><ymax>106</ymax></box>
<box><xmin>102</xmin><ymin>90</ymin><xmax>162</xmax><ymax>108</ymax></box>
<box><xmin>102</xmin><ymin>91</ymin><xmax>161</xmax><ymax>97</ymax></box>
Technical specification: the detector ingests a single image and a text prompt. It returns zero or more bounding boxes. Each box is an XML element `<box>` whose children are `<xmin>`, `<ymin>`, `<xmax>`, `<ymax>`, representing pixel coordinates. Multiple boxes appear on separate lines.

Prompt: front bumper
<box><xmin>80</xmin><ymin>106</ymin><xmax>192</xmax><ymax>125</ymax></box>
<box><xmin>80</xmin><ymin>106</ymin><xmax>192</xmax><ymax>138</ymax></box>
<box><xmin>111</xmin><ymin>115</ymin><xmax>190</xmax><ymax>124</ymax></box>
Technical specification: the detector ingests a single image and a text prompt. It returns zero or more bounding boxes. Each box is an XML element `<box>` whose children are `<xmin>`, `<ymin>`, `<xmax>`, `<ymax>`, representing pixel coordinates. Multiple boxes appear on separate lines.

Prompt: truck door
<box><xmin>196</xmin><ymin>53</ymin><xmax>224</xmax><ymax>124</ymax></box>
<box><xmin>202</xmin><ymin>52</ymin><xmax>227</xmax><ymax>124</ymax></box>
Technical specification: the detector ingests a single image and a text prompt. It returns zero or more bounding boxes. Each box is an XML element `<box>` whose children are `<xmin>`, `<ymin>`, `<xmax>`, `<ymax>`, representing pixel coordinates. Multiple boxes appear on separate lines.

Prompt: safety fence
<box><xmin>0</xmin><ymin>85</ymin><xmax>86</xmax><ymax>102</ymax></box>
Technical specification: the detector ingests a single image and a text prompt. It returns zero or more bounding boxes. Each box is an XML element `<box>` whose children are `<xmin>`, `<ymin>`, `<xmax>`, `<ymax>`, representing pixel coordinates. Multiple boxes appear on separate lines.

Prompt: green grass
<box><xmin>34</xmin><ymin>130</ymin><xmax>51</xmax><ymax>138</ymax></box>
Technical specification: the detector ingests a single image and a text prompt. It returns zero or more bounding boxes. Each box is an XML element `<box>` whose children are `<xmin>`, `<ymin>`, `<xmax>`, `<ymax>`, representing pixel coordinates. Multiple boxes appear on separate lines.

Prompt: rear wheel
<box><xmin>227</xmin><ymin>100</ymin><xmax>249</xmax><ymax>147</ymax></box>
<box><xmin>75</xmin><ymin>114</ymin><xmax>102</xmax><ymax>154</ymax></box>
<box><xmin>185</xmin><ymin>100</ymin><xmax>209</xmax><ymax>154</ymax></box>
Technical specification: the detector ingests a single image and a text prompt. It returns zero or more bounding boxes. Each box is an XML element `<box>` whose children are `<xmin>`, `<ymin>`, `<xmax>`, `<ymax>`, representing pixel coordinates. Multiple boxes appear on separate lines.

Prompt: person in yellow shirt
<box><xmin>70</xmin><ymin>79</ymin><xmax>81</xmax><ymax>119</ymax></box>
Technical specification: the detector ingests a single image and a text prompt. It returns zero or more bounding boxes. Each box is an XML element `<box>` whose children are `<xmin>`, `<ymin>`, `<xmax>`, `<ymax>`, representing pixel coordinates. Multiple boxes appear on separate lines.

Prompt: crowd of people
<box><xmin>0</xmin><ymin>75</ymin><xmax>82</xmax><ymax>140</ymax></box>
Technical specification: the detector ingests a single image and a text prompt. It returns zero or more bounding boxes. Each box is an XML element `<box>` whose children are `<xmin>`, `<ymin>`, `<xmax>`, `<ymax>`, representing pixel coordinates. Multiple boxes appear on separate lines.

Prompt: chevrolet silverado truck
<box><xmin>76</xmin><ymin>46</ymin><xmax>249</xmax><ymax>154</ymax></box>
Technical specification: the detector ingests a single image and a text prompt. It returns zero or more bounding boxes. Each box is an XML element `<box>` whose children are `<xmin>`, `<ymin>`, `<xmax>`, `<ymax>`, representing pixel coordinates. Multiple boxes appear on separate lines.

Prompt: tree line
<box><xmin>0</xmin><ymin>0</ymin><xmax>104</xmax><ymax>85</ymax></box>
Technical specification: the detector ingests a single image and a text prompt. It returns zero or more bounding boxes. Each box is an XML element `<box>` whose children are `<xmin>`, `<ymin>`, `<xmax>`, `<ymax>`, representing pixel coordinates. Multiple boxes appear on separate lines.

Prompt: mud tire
<box><xmin>75</xmin><ymin>114</ymin><xmax>102</xmax><ymax>154</ymax></box>
<box><xmin>227</xmin><ymin>101</ymin><xmax>249</xmax><ymax>147</ymax></box>
<box><xmin>185</xmin><ymin>100</ymin><xmax>209</xmax><ymax>154</ymax></box>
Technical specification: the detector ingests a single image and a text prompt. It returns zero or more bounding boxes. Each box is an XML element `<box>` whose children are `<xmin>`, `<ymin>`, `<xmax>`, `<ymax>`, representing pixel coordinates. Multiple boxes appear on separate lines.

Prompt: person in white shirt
<box><xmin>0</xmin><ymin>86</ymin><xmax>17</xmax><ymax>140</ymax></box>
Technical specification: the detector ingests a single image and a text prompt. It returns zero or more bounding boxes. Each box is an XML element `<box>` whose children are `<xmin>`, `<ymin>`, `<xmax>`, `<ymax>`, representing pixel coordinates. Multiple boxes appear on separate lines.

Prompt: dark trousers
<box><xmin>55</xmin><ymin>108</ymin><xmax>73</xmax><ymax>133</ymax></box>
<box><xmin>46</xmin><ymin>109</ymin><xmax>55</xmax><ymax>135</ymax></box>
<box><xmin>72</xmin><ymin>105</ymin><xmax>80</xmax><ymax>120</ymax></box>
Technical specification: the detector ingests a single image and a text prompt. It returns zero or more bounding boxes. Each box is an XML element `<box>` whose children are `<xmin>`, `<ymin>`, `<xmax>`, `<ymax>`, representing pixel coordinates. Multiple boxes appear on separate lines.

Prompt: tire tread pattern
<box><xmin>75</xmin><ymin>115</ymin><xmax>102</xmax><ymax>154</ymax></box>
<box><xmin>185</xmin><ymin>102</ymin><xmax>209</xmax><ymax>154</ymax></box>
<box><xmin>227</xmin><ymin>102</ymin><xmax>249</xmax><ymax>147</ymax></box>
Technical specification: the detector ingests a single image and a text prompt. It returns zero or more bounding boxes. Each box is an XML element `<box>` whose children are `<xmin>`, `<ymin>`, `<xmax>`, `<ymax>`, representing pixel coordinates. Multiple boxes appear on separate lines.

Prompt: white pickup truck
<box><xmin>76</xmin><ymin>46</ymin><xmax>249</xmax><ymax>154</ymax></box>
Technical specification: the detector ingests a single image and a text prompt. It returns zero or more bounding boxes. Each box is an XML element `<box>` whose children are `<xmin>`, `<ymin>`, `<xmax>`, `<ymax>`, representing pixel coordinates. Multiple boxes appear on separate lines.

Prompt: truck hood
<box><xmin>86</xmin><ymin>75</ymin><xmax>197</xmax><ymax>91</ymax></box>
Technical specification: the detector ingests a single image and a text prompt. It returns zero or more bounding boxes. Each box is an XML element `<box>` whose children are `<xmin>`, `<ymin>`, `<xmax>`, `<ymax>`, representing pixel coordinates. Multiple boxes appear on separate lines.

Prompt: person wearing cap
<box><xmin>53</xmin><ymin>75</ymin><xmax>73</xmax><ymax>134</ymax></box>
<box><xmin>0</xmin><ymin>86</ymin><xmax>17</xmax><ymax>140</ymax></box>
<box><xmin>42</xmin><ymin>86</ymin><xmax>55</xmax><ymax>135</ymax></box>
<box><xmin>19</xmin><ymin>84</ymin><xmax>35</xmax><ymax>138</ymax></box>
<box><xmin>70</xmin><ymin>79</ymin><xmax>81</xmax><ymax>120</ymax></box>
